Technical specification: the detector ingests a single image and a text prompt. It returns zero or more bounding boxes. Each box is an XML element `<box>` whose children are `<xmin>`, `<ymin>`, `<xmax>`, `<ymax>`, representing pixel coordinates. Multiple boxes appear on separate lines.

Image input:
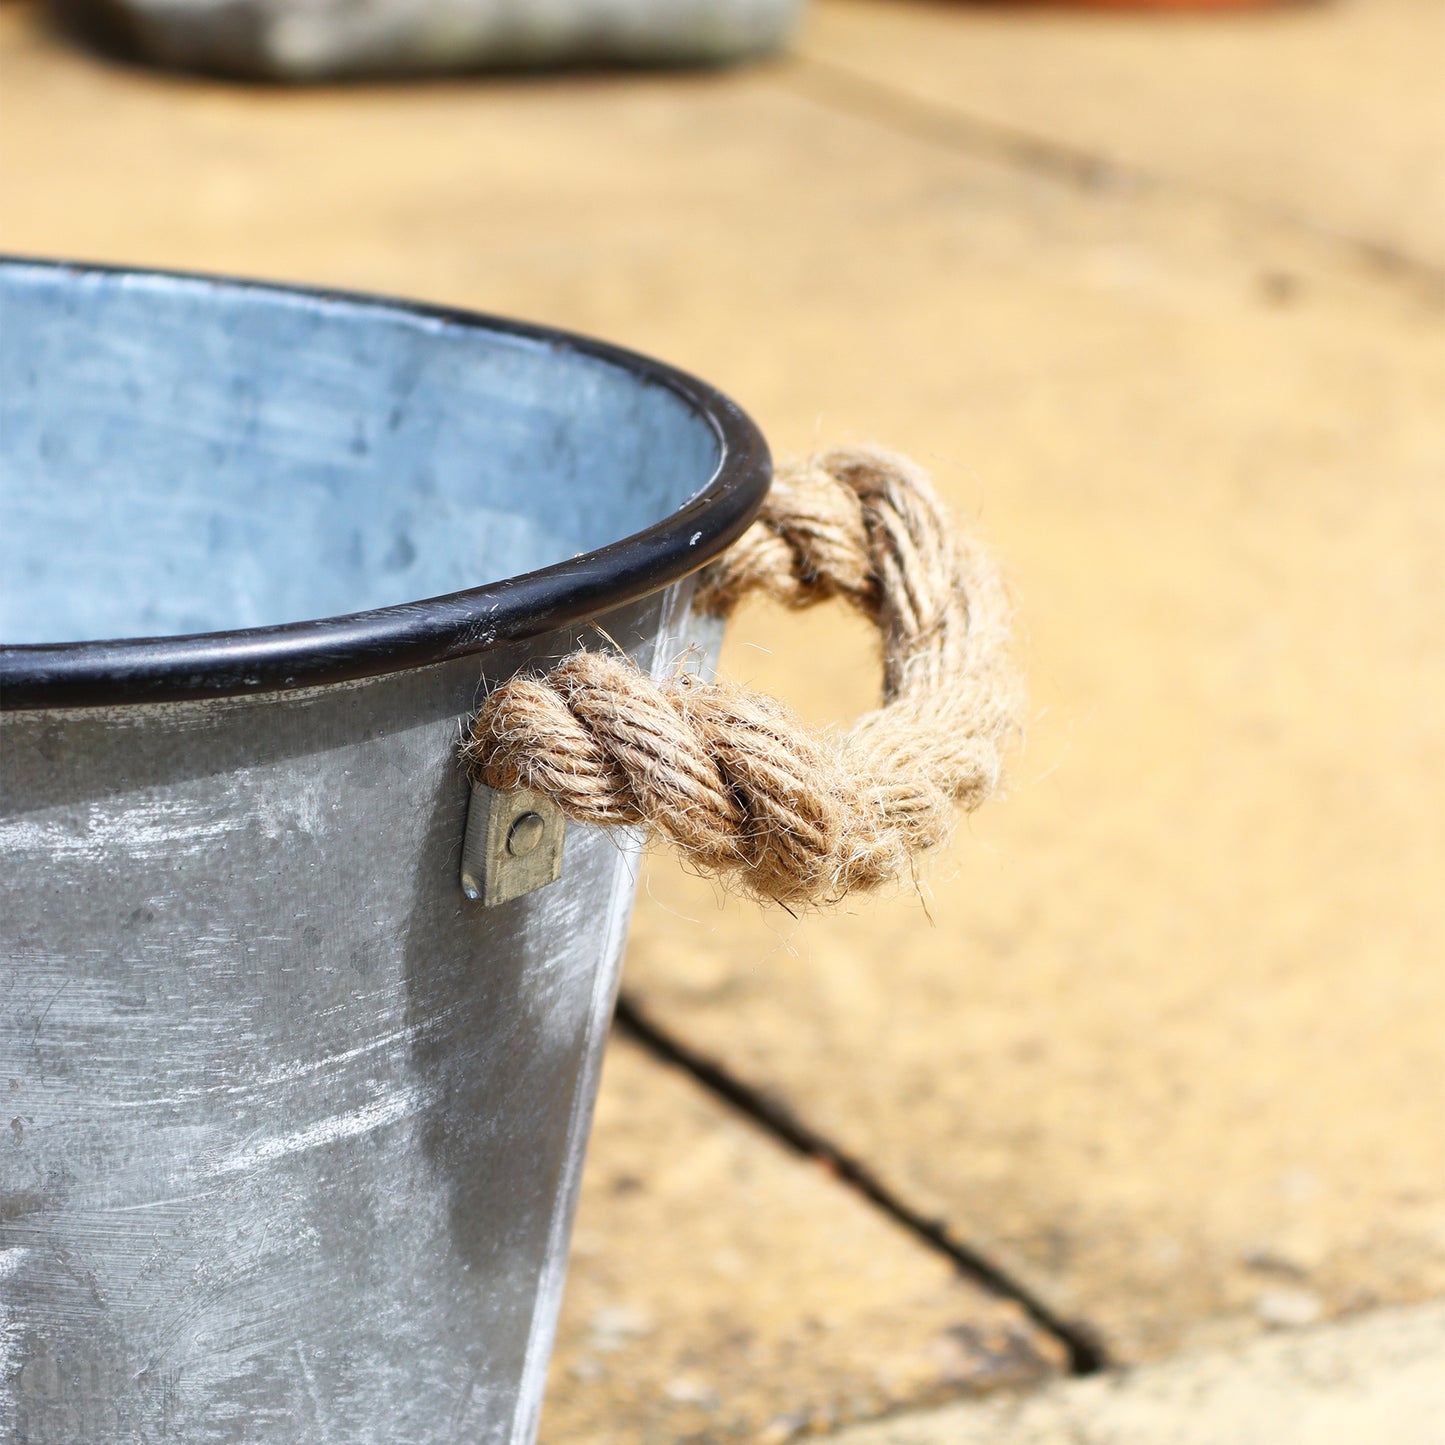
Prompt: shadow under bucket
<box><xmin>0</xmin><ymin>259</ymin><xmax>769</xmax><ymax>1443</ymax></box>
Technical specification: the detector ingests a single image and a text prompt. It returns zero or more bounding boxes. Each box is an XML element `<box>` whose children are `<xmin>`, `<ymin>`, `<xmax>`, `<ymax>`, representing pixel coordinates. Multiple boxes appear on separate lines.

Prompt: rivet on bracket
<box><xmin>459</xmin><ymin>783</ymin><xmax>566</xmax><ymax>907</ymax></box>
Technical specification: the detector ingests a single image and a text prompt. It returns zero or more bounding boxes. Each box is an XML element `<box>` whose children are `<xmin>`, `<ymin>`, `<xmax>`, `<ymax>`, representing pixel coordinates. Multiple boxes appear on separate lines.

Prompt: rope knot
<box><xmin>466</xmin><ymin>446</ymin><xmax>1021</xmax><ymax>907</ymax></box>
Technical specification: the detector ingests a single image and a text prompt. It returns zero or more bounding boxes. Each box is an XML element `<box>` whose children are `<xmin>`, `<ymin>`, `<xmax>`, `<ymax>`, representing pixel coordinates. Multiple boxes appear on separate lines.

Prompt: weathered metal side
<box><xmin>0</xmin><ymin>592</ymin><xmax>690</xmax><ymax>1444</ymax></box>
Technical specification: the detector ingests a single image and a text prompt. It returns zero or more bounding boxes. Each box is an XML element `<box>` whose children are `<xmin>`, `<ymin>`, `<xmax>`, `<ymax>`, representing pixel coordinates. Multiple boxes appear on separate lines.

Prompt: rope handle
<box><xmin>463</xmin><ymin>446</ymin><xmax>1022</xmax><ymax>907</ymax></box>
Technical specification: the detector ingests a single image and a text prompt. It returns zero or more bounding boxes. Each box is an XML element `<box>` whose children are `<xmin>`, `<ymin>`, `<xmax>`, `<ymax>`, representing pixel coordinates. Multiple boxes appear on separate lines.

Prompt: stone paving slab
<box><xmin>599</xmin><ymin>34</ymin><xmax>1445</xmax><ymax>1357</ymax></box>
<box><xmin>801</xmin><ymin>0</ymin><xmax>1445</xmax><ymax>268</ymax></box>
<box><xmin>542</xmin><ymin>1037</ymin><xmax>1064</xmax><ymax>1443</ymax></box>
<box><xmin>622</xmin><ymin>174</ymin><xmax>1445</xmax><ymax>1350</ymax></box>
<box><xmin>827</xmin><ymin>1301</ymin><xmax>1445</xmax><ymax>1445</ymax></box>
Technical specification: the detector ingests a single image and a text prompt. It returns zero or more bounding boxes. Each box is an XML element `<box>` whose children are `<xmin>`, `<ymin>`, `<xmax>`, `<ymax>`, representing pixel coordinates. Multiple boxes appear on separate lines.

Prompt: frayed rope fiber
<box><xmin>463</xmin><ymin>446</ymin><xmax>1023</xmax><ymax>907</ymax></box>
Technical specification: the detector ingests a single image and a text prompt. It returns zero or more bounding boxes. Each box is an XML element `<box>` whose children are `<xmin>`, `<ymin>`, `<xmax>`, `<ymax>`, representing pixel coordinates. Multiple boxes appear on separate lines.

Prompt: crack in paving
<box><xmin>614</xmin><ymin>991</ymin><xmax>1109</xmax><ymax>1377</ymax></box>
<box><xmin>782</xmin><ymin>54</ymin><xmax>1445</xmax><ymax>298</ymax></box>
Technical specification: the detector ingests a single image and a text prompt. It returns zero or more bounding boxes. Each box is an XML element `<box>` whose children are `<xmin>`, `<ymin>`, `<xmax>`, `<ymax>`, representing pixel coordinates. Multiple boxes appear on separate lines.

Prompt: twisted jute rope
<box><xmin>462</xmin><ymin>446</ymin><xmax>1022</xmax><ymax>907</ymax></box>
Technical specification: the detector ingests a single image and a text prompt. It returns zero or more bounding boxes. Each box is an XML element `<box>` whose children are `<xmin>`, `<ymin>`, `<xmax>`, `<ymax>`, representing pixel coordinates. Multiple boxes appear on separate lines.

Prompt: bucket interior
<box><xmin>0</xmin><ymin>264</ymin><xmax>721</xmax><ymax>645</ymax></box>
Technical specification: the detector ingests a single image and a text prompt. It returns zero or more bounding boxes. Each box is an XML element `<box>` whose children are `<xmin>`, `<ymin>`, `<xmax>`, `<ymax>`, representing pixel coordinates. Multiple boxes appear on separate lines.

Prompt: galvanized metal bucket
<box><xmin>0</xmin><ymin>258</ymin><xmax>769</xmax><ymax>1444</ymax></box>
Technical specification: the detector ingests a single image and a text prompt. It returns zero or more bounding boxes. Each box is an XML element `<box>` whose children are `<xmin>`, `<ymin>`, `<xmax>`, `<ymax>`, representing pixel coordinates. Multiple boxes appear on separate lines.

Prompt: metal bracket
<box><xmin>459</xmin><ymin>783</ymin><xmax>567</xmax><ymax>907</ymax></box>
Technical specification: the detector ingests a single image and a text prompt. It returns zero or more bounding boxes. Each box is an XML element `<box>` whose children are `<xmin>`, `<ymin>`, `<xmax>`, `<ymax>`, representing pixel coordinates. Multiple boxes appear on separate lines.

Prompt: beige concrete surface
<box><xmin>802</xmin><ymin>0</ymin><xmax>1445</xmax><ymax>268</ymax></box>
<box><xmin>827</xmin><ymin>1300</ymin><xmax>1445</xmax><ymax>1445</ymax></box>
<box><xmin>541</xmin><ymin>1037</ymin><xmax>1063</xmax><ymax>1444</ymax></box>
<box><xmin>3</xmin><ymin>0</ymin><xmax>1443</xmax><ymax>1426</ymax></box>
<box><xmin>609</xmin><ymin>40</ymin><xmax>1445</xmax><ymax>1361</ymax></box>
<box><xmin>625</xmin><ymin>178</ymin><xmax>1445</xmax><ymax>1351</ymax></box>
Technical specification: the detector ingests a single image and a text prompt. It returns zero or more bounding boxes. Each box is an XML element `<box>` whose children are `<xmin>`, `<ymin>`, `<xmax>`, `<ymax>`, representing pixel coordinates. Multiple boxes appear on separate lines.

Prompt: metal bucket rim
<box><xmin>0</xmin><ymin>256</ymin><xmax>771</xmax><ymax>711</ymax></box>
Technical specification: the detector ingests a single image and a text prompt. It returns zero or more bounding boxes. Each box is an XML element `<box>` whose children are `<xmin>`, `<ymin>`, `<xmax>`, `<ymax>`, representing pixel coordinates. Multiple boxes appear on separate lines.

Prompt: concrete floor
<box><xmin>2</xmin><ymin>0</ymin><xmax>1442</xmax><ymax>1438</ymax></box>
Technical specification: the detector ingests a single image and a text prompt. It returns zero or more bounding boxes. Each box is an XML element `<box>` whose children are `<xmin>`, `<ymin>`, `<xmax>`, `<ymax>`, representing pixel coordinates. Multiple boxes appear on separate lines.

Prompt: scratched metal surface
<box><xmin>0</xmin><ymin>264</ymin><xmax>727</xmax><ymax>1443</ymax></box>
<box><xmin>1</xmin><ymin>599</ymin><xmax>702</xmax><ymax>1444</ymax></box>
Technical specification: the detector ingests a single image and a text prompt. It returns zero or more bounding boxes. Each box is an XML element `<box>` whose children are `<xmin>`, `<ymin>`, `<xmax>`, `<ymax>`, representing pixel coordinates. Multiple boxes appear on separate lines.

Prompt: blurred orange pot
<box><xmin>993</xmin><ymin>0</ymin><xmax>1280</xmax><ymax>9</ymax></box>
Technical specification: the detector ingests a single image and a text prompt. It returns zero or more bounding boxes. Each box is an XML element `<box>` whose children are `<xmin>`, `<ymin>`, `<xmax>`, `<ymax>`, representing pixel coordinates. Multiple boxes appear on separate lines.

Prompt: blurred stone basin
<box><xmin>51</xmin><ymin>0</ymin><xmax>803</xmax><ymax>80</ymax></box>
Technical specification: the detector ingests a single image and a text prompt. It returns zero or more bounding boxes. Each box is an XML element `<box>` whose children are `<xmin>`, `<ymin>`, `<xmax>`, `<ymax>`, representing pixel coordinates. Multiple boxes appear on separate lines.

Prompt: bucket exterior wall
<box><xmin>1</xmin><ymin>586</ymin><xmax>703</xmax><ymax>1443</ymax></box>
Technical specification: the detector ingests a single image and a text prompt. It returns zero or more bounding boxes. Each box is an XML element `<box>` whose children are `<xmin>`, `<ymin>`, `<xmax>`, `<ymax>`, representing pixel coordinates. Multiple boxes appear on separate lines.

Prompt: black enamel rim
<box><xmin>0</xmin><ymin>258</ymin><xmax>771</xmax><ymax>711</ymax></box>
